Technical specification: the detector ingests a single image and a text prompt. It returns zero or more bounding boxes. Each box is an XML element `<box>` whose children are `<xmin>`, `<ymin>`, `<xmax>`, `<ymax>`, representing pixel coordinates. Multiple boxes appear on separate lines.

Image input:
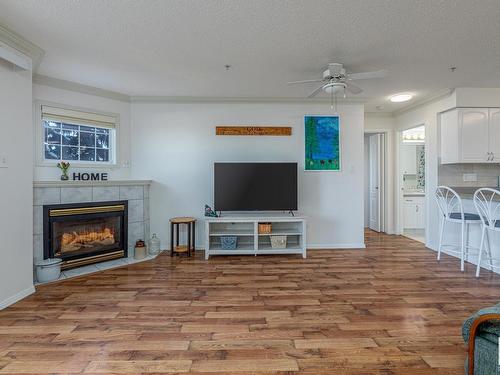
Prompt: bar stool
<box><xmin>435</xmin><ymin>186</ymin><xmax>482</xmax><ymax>271</ymax></box>
<box><xmin>170</xmin><ymin>217</ymin><xmax>196</xmax><ymax>257</ymax></box>
<box><xmin>473</xmin><ymin>188</ymin><xmax>500</xmax><ymax>277</ymax></box>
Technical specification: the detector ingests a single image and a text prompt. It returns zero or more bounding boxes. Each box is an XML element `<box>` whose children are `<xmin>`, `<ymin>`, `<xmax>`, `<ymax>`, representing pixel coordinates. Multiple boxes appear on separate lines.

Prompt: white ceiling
<box><xmin>1</xmin><ymin>0</ymin><xmax>500</xmax><ymax>112</ymax></box>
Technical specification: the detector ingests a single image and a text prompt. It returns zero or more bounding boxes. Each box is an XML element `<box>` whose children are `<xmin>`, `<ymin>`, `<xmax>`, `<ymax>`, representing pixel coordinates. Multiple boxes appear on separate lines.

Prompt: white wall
<box><xmin>0</xmin><ymin>59</ymin><xmax>34</xmax><ymax>308</ymax></box>
<box><xmin>32</xmin><ymin>84</ymin><xmax>132</xmax><ymax>180</ymax></box>
<box><xmin>131</xmin><ymin>102</ymin><xmax>365</xmax><ymax>249</ymax></box>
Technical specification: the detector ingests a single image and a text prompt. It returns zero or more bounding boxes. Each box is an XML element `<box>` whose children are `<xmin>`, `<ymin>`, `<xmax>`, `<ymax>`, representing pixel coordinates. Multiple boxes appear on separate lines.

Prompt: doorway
<box><xmin>364</xmin><ymin>132</ymin><xmax>386</xmax><ymax>233</ymax></box>
<box><xmin>399</xmin><ymin>125</ymin><xmax>426</xmax><ymax>243</ymax></box>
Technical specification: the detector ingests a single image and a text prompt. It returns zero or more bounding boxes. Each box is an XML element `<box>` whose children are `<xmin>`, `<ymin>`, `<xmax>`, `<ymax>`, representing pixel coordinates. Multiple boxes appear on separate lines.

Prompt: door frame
<box><xmin>396</xmin><ymin>123</ymin><xmax>426</xmax><ymax>239</ymax></box>
<box><xmin>364</xmin><ymin>130</ymin><xmax>387</xmax><ymax>233</ymax></box>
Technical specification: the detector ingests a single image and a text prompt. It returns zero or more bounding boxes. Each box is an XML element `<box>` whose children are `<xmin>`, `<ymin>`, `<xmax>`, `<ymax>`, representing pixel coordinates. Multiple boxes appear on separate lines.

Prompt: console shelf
<box><xmin>204</xmin><ymin>215</ymin><xmax>306</xmax><ymax>259</ymax></box>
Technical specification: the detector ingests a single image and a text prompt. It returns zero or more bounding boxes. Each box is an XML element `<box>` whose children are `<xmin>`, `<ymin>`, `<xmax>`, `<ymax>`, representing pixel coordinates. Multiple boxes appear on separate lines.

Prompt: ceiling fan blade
<box><xmin>288</xmin><ymin>79</ymin><xmax>325</xmax><ymax>85</ymax></box>
<box><xmin>345</xmin><ymin>82</ymin><xmax>363</xmax><ymax>95</ymax></box>
<box><xmin>348</xmin><ymin>69</ymin><xmax>387</xmax><ymax>80</ymax></box>
<box><xmin>307</xmin><ymin>84</ymin><xmax>326</xmax><ymax>98</ymax></box>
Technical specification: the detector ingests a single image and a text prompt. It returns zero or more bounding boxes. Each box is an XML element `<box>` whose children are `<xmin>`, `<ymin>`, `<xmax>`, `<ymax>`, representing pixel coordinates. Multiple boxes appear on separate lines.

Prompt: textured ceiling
<box><xmin>1</xmin><ymin>0</ymin><xmax>500</xmax><ymax>112</ymax></box>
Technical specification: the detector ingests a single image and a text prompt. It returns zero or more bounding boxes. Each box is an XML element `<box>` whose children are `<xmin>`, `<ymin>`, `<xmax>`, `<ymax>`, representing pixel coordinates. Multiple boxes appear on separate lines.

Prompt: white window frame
<box><xmin>34</xmin><ymin>101</ymin><xmax>120</xmax><ymax>168</ymax></box>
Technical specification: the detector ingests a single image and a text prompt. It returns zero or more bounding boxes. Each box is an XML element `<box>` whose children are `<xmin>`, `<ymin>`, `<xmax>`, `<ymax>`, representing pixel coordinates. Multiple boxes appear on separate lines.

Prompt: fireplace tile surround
<box><xmin>33</xmin><ymin>180</ymin><xmax>151</xmax><ymax>282</ymax></box>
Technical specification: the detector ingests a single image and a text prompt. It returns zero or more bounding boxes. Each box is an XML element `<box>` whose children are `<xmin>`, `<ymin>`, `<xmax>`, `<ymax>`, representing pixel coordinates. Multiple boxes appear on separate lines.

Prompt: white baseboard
<box><xmin>307</xmin><ymin>243</ymin><xmax>366</xmax><ymax>249</ymax></box>
<box><xmin>195</xmin><ymin>244</ymin><xmax>367</xmax><ymax>251</ymax></box>
<box><xmin>0</xmin><ymin>285</ymin><xmax>35</xmax><ymax>310</ymax></box>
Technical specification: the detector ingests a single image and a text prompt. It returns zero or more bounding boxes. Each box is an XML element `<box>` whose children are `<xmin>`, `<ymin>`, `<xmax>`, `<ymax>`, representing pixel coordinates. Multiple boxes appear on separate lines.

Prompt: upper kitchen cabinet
<box><xmin>440</xmin><ymin>108</ymin><xmax>500</xmax><ymax>164</ymax></box>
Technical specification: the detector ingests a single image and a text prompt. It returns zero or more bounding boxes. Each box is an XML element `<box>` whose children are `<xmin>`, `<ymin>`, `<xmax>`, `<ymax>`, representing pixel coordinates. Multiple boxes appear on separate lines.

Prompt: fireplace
<box><xmin>43</xmin><ymin>201</ymin><xmax>128</xmax><ymax>269</ymax></box>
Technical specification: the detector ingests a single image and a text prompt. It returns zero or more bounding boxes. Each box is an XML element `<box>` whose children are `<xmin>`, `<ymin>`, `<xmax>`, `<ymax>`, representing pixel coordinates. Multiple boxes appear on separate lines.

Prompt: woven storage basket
<box><xmin>220</xmin><ymin>236</ymin><xmax>238</xmax><ymax>250</ymax></box>
<box><xmin>270</xmin><ymin>235</ymin><xmax>287</xmax><ymax>249</ymax></box>
<box><xmin>258</xmin><ymin>223</ymin><xmax>272</xmax><ymax>234</ymax></box>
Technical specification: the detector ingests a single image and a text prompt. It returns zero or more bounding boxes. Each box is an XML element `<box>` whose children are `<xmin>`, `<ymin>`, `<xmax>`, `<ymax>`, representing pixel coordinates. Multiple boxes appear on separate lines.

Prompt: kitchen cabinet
<box><xmin>440</xmin><ymin>107</ymin><xmax>500</xmax><ymax>164</ymax></box>
<box><xmin>403</xmin><ymin>196</ymin><xmax>425</xmax><ymax>229</ymax></box>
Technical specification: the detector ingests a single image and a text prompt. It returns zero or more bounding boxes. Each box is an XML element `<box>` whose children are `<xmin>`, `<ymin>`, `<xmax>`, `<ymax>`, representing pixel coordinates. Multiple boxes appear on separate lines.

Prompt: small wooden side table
<box><xmin>170</xmin><ymin>217</ymin><xmax>196</xmax><ymax>257</ymax></box>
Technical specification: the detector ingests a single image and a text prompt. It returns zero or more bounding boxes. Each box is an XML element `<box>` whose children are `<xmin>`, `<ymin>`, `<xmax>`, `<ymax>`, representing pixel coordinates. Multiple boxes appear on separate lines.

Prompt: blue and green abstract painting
<box><xmin>305</xmin><ymin>115</ymin><xmax>340</xmax><ymax>171</ymax></box>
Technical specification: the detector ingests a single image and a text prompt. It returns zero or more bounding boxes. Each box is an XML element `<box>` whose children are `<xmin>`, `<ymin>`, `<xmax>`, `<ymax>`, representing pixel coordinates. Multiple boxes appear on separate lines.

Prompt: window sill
<box><xmin>37</xmin><ymin>161</ymin><xmax>119</xmax><ymax>169</ymax></box>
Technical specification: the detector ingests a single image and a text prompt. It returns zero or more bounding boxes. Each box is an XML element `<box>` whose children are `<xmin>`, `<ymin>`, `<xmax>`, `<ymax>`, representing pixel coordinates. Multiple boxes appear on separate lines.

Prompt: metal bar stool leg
<box><xmin>438</xmin><ymin>217</ymin><xmax>445</xmax><ymax>261</ymax></box>
<box><xmin>460</xmin><ymin>220</ymin><xmax>465</xmax><ymax>271</ymax></box>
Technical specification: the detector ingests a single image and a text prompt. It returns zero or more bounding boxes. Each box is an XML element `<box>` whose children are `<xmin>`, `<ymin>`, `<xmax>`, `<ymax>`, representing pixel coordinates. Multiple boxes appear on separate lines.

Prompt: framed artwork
<box><xmin>304</xmin><ymin>115</ymin><xmax>340</xmax><ymax>171</ymax></box>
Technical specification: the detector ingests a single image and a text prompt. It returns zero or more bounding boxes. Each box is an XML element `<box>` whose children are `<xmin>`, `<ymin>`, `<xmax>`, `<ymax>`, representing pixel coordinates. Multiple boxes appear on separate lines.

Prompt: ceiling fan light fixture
<box><xmin>389</xmin><ymin>93</ymin><xmax>413</xmax><ymax>103</ymax></box>
<box><xmin>323</xmin><ymin>82</ymin><xmax>346</xmax><ymax>95</ymax></box>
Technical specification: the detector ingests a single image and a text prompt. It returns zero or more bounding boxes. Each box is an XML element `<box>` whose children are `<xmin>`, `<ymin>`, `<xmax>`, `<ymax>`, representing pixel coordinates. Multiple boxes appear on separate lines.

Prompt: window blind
<box><xmin>41</xmin><ymin>105</ymin><xmax>116</xmax><ymax>129</ymax></box>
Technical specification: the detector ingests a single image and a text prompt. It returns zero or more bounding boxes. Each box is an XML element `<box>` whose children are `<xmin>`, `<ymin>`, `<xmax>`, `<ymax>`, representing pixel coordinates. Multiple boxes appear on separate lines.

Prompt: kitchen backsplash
<box><xmin>439</xmin><ymin>163</ymin><xmax>500</xmax><ymax>187</ymax></box>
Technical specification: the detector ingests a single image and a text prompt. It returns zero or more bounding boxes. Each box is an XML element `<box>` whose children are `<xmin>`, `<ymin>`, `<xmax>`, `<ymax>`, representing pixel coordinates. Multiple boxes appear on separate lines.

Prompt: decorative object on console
<box><xmin>258</xmin><ymin>223</ymin><xmax>272</xmax><ymax>234</ymax></box>
<box><xmin>216</xmin><ymin>126</ymin><xmax>292</xmax><ymax>136</ymax></box>
<box><xmin>149</xmin><ymin>233</ymin><xmax>161</xmax><ymax>255</ymax></box>
<box><xmin>35</xmin><ymin>258</ymin><xmax>62</xmax><ymax>283</ymax></box>
<box><xmin>305</xmin><ymin>115</ymin><xmax>340</xmax><ymax>171</ymax></box>
<box><xmin>57</xmin><ymin>161</ymin><xmax>70</xmax><ymax>181</ymax></box>
<box><xmin>170</xmin><ymin>217</ymin><xmax>196</xmax><ymax>257</ymax></box>
<box><xmin>134</xmin><ymin>239</ymin><xmax>147</xmax><ymax>260</ymax></box>
<box><xmin>204</xmin><ymin>204</ymin><xmax>218</xmax><ymax>217</ymax></box>
<box><xmin>220</xmin><ymin>236</ymin><xmax>238</xmax><ymax>250</ymax></box>
<box><xmin>270</xmin><ymin>235</ymin><xmax>287</xmax><ymax>249</ymax></box>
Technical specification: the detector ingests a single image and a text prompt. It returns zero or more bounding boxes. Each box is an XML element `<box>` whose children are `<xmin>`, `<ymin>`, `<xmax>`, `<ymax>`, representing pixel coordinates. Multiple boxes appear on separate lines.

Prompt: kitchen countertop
<box><xmin>403</xmin><ymin>192</ymin><xmax>425</xmax><ymax>197</ymax></box>
<box><xmin>447</xmin><ymin>186</ymin><xmax>499</xmax><ymax>198</ymax></box>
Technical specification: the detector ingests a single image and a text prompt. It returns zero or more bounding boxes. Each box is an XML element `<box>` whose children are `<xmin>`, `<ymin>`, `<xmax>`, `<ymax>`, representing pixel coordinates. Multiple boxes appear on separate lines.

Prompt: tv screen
<box><xmin>214</xmin><ymin>162</ymin><xmax>298</xmax><ymax>211</ymax></box>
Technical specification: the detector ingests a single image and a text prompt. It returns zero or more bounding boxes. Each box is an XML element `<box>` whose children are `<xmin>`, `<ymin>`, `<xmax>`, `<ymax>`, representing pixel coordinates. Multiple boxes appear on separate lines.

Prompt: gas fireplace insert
<box><xmin>43</xmin><ymin>201</ymin><xmax>128</xmax><ymax>269</ymax></box>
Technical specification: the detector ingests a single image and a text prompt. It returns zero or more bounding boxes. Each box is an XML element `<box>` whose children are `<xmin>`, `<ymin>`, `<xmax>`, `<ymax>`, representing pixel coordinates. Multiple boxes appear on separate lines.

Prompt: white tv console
<box><xmin>204</xmin><ymin>214</ymin><xmax>306</xmax><ymax>259</ymax></box>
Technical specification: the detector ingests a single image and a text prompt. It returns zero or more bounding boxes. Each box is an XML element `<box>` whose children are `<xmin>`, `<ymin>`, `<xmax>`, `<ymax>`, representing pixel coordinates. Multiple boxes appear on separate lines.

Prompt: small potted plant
<box><xmin>57</xmin><ymin>161</ymin><xmax>70</xmax><ymax>181</ymax></box>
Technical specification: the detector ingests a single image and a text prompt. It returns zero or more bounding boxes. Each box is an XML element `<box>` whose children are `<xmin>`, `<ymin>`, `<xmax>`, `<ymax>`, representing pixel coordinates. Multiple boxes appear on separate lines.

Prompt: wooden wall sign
<box><xmin>216</xmin><ymin>126</ymin><xmax>292</xmax><ymax>136</ymax></box>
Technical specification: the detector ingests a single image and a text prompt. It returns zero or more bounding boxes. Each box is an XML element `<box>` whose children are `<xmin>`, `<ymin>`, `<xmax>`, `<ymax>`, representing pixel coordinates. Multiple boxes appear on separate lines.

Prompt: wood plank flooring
<box><xmin>1</xmin><ymin>230</ymin><xmax>499</xmax><ymax>374</ymax></box>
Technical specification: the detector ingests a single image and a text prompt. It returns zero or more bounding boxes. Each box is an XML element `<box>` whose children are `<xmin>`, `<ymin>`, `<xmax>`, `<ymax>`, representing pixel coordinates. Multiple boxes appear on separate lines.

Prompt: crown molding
<box><xmin>33</xmin><ymin>73</ymin><xmax>369</xmax><ymax>105</ymax></box>
<box><xmin>33</xmin><ymin>74</ymin><xmax>131</xmax><ymax>102</ymax></box>
<box><xmin>393</xmin><ymin>88</ymin><xmax>454</xmax><ymax>116</ymax></box>
<box><xmin>364</xmin><ymin>111</ymin><xmax>394</xmax><ymax>118</ymax></box>
<box><xmin>130</xmin><ymin>95</ymin><xmax>367</xmax><ymax>105</ymax></box>
<box><xmin>0</xmin><ymin>24</ymin><xmax>44</xmax><ymax>70</ymax></box>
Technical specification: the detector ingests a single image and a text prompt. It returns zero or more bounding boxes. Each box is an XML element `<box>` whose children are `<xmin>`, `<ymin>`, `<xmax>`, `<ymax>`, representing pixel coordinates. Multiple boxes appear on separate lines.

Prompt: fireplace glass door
<box><xmin>52</xmin><ymin>216</ymin><xmax>122</xmax><ymax>258</ymax></box>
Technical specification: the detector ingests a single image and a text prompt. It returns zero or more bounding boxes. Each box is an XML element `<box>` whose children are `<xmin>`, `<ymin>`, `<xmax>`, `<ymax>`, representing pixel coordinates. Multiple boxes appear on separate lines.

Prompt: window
<box><xmin>41</xmin><ymin>105</ymin><xmax>116</xmax><ymax>164</ymax></box>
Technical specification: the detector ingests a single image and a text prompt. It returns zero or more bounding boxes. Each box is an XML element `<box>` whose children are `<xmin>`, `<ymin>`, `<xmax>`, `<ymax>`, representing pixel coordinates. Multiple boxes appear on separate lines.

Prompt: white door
<box><xmin>460</xmin><ymin>108</ymin><xmax>489</xmax><ymax>162</ymax></box>
<box><xmin>489</xmin><ymin>108</ymin><xmax>500</xmax><ymax>162</ymax></box>
<box><xmin>369</xmin><ymin>134</ymin><xmax>381</xmax><ymax>232</ymax></box>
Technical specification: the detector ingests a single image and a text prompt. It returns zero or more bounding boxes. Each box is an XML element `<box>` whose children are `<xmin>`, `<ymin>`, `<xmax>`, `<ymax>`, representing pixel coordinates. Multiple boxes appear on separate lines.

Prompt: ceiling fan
<box><xmin>288</xmin><ymin>63</ymin><xmax>387</xmax><ymax>98</ymax></box>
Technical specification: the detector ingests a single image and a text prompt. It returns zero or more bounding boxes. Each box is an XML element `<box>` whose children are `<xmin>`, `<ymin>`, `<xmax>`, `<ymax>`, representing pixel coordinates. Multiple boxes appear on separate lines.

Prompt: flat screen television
<box><xmin>214</xmin><ymin>162</ymin><xmax>298</xmax><ymax>211</ymax></box>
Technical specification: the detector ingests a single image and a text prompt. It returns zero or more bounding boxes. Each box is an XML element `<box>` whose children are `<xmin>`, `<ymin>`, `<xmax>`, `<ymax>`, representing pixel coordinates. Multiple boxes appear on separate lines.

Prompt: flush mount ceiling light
<box><xmin>390</xmin><ymin>93</ymin><xmax>413</xmax><ymax>103</ymax></box>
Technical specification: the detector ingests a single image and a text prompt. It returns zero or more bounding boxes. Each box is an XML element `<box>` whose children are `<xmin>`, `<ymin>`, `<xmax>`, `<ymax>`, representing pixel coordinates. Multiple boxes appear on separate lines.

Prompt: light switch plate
<box><xmin>0</xmin><ymin>155</ymin><xmax>7</xmax><ymax>168</ymax></box>
<box><xmin>463</xmin><ymin>173</ymin><xmax>477</xmax><ymax>182</ymax></box>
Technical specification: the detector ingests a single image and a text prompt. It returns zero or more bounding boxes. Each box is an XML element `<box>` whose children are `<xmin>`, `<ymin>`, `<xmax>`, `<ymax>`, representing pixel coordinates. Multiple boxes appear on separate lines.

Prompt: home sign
<box><xmin>72</xmin><ymin>172</ymin><xmax>109</xmax><ymax>181</ymax></box>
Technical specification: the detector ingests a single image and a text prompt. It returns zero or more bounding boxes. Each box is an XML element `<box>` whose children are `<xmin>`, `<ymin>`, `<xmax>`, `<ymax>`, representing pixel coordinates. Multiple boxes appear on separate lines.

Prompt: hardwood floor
<box><xmin>1</xmin><ymin>230</ymin><xmax>499</xmax><ymax>374</ymax></box>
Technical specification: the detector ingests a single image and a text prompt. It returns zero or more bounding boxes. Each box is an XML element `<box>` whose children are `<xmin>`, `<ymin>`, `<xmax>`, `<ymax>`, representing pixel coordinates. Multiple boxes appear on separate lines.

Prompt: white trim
<box><xmin>0</xmin><ymin>286</ymin><xmax>35</xmax><ymax>310</ymax></box>
<box><xmin>0</xmin><ymin>24</ymin><xmax>44</xmax><ymax>70</ymax></box>
<box><xmin>0</xmin><ymin>42</ymin><xmax>31</xmax><ymax>70</ymax></box>
<box><xmin>34</xmin><ymin>100</ymin><xmax>120</xmax><ymax>168</ymax></box>
<box><xmin>34</xmin><ymin>180</ymin><xmax>152</xmax><ymax>187</ymax></box>
<box><xmin>307</xmin><ymin>243</ymin><xmax>366</xmax><ymax>249</ymax></box>
<box><xmin>131</xmin><ymin>95</ymin><xmax>367</xmax><ymax>104</ymax></box>
<box><xmin>33</xmin><ymin>75</ymin><xmax>130</xmax><ymax>102</ymax></box>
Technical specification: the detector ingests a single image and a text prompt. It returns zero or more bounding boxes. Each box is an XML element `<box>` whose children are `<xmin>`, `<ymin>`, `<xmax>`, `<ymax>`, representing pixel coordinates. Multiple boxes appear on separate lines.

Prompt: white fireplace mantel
<box><xmin>33</xmin><ymin>179</ymin><xmax>152</xmax><ymax>188</ymax></box>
